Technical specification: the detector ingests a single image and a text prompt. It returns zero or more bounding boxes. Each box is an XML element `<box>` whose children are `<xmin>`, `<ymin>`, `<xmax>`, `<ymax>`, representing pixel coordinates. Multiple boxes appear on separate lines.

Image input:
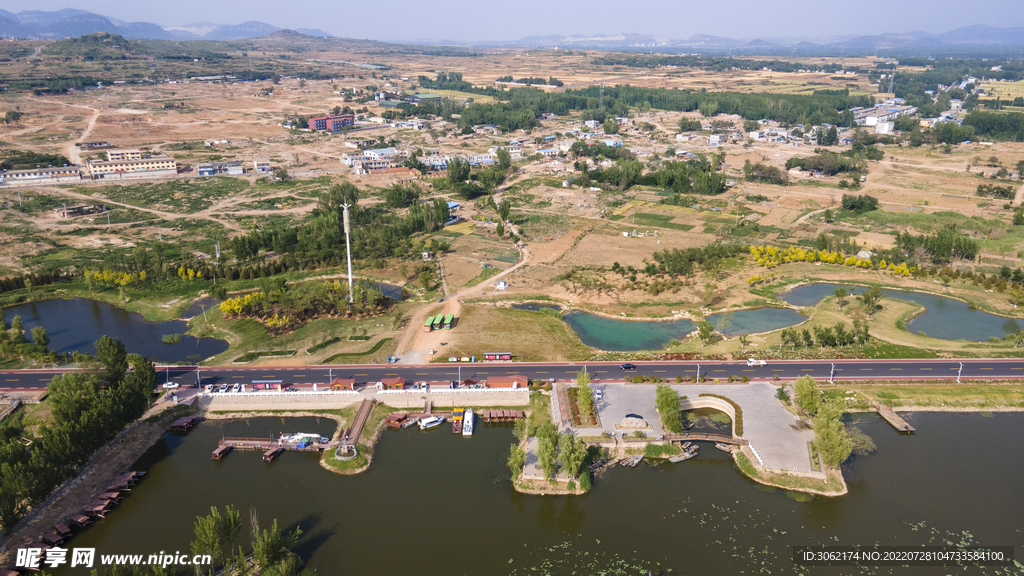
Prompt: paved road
<box><xmin>1</xmin><ymin>358</ymin><xmax>1021</xmax><ymax>391</ymax></box>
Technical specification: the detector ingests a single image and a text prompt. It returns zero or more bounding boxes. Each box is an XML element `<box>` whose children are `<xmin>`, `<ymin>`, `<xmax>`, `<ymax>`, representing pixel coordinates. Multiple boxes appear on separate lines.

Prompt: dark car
<box><xmin>619</xmin><ymin>363</ymin><xmax>637</xmax><ymax>370</ymax></box>
<box><xmin>625</xmin><ymin>413</ymin><xmax>644</xmax><ymax>420</ymax></box>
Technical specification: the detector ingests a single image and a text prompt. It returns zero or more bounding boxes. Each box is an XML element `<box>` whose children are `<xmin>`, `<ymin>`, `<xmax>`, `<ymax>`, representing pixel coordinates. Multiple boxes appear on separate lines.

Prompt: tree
<box><xmin>95</xmin><ymin>335</ymin><xmax>128</xmax><ymax>387</ymax></box>
<box><xmin>813</xmin><ymin>403</ymin><xmax>853</xmax><ymax>468</ymax></box>
<box><xmin>857</xmin><ymin>286</ymin><xmax>884</xmax><ymax>317</ymax></box>
<box><xmin>495</xmin><ymin>221</ymin><xmax>505</xmax><ymax>238</ymax></box>
<box><xmin>191</xmin><ymin>507</ymin><xmax>227</xmax><ymax>568</ymax></box>
<box><xmin>738</xmin><ymin>334</ymin><xmax>749</xmax><ymax>348</ymax></box>
<box><xmin>513</xmin><ymin>416</ymin><xmax>528</xmax><ymax>444</ymax></box>
<box><xmin>446</xmin><ymin>156</ymin><xmax>470</xmax><ymax>186</ymax></box>
<box><xmin>558</xmin><ymin>433</ymin><xmax>588</xmax><ymax>480</ymax></box>
<box><xmin>1003</xmin><ymin>320</ymin><xmax>1024</xmax><ymax>347</ymax></box>
<box><xmin>251</xmin><ymin>517</ymin><xmax>302</xmax><ymax>569</ymax></box>
<box><xmin>696</xmin><ymin>319</ymin><xmax>715</xmax><ymax>348</ymax></box>
<box><xmin>496</xmin><ymin>148</ymin><xmax>512</xmax><ymax>170</ymax></box>
<box><xmin>715</xmin><ymin>311</ymin><xmax>733</xmax><ymax>337</ymax></box>
<box><xmin>273</xmin><ymin>167</ymin><xmax>288</xmax><ymax>181</ymax></box>
<box><xmin>743</xmin><ymin>119</ymin><xmax>759</xmax><ymax>132</ymax></box>
<box><xmin>833</xmin><ymin>287</ymin><xmax>847</xmax><ymax>309</ymax></box>
<box><xmin>9</xmin><ymin>316</ymin><xmax>25</xmax><ymax>343</ymax></box>
<box><xmin>30</xmin><ymin>326</ymin><xmax>49</xmax><ymax>351</ymax></box>
<box><xmin>576</xmin><ymin>369</ymin><xmax>593</xmax><ymax>420</ymax></box>
<box><xmin>537</xmin><ymin>434</ymin><xmax>558</xmax><ymax>479</ymax></box>
<box><xmin>794</xmin><ymin>375</ymin><xmax>820</xmax><ymax>415</ymax></box>
<box><xmin>822</xmin><ymin>208</ymin><xmax>835</xmax><ymax>223</ymax></box>
<box><xmin>1009</xmin><ymin>287</ymin><xmax>1024</xmax><ymax>309</ymax></box>
<box><xmin>507</xmin><ymin>444</ymin><xmax>525</xmax><ymax>477</ymax></box>
<box><xmin>654</xmin><ymin>385</ymin><xmax>683</xmax><ymax>432</ymax></box>
<box><xmin>418</xmin><ymin>271</ymin><xmax>433</xmax><ymax>291</ymax></box>
<box><xmin>603</xmin><ymin>118</ymin><xmax>619</xmax><ymax>134</ymax></box>
<box><xmin>382</xmin><ymin>183</ymin><xmax>419</xmax><ymax>208</ymax></box>
<box><xmin>498</xmin><ymin>199</ymin><xmax>512</xmax><ymax>222</ymax></box>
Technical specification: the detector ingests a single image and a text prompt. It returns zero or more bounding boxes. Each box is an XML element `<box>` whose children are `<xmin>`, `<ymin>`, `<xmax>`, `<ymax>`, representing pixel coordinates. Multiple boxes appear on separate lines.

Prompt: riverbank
<box><xmin>0</xmin><ymin>403</ymin><xmax>195</xmax><ymax>565</ymax></box>
<box><xmin>734</xmin><ymin>447</ymin><xmax>848</xmax><ymax>497</ymax></box>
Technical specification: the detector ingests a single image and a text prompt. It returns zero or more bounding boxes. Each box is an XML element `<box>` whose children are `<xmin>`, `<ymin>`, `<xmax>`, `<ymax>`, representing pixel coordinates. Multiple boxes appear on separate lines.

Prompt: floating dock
<box><xmin>212</xmin><ymin>445</ymin><xmax>233</xmax><ymax>460</ymax></box>
<box><xmin>479</xmin><ymin>409</ymin><xmax>526</xmax><ymax>422</ymax></box>
<box><xmin>262</xmin><ymin>447</ymin><xmax>284</xmax><ymax>462</ymax></box>
<box><xmin>168</xmin><ymin>416</ymin><xmax>199</xmax><ymax>433</ymax></box>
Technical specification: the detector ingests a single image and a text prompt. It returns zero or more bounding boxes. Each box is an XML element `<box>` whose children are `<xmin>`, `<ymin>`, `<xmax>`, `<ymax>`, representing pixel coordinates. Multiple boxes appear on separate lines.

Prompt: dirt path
<box><xmin>395</xmin><ymin>242</ymin><xmax>532</xmax><ymax>359</ymax></box>
<box><xmin>30</xmin><ymin>99</ymin><xmax>101</xmax><ymax>165</ymax></box>
<box><xmin>1014</xmin><ymin>183</ymin><xmax>1024</xmax><ymax>207</ymax></box>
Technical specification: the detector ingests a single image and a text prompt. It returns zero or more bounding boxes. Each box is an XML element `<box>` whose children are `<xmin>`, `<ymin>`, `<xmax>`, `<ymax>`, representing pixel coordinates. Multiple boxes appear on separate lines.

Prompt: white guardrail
<box><xmin>375</xmin><ymin>388</ymin><xmax>522</xmax><ymax>395</ymax></box>
<box><xmin>200</xmin><ymin>390</ymin><xmax>360</xmax><ymax>398</ymax></box>
<box><xmin>748</xmin><ymin>444</ymin><xmax>766</xmax><ymax>467</ymax></box>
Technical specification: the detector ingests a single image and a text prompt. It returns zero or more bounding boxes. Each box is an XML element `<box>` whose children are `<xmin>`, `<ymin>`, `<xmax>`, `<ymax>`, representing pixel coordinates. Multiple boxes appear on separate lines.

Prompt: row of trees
<box><xmin>0</xmin><ymin>337</ymin><xmax>154</xmax><ymax>534</ymax></box>
<box><xmin>792</xmin><ymin>376</ymin><xmax>857</xmax><ymax>468</ymax></box>
<box><xmin>0</xmin><ymin>310</ymin><xmax>53</xmax><ymax>364</ymax></box>
<box><xmin>190</xmin><ymin>505</ymin><xmax>304</xmax><ymax>575</ymax></box>
<box><xmin>507</xmin><ymin>417</ymin><xmax>591</xmax><ymax>491</ymax></box>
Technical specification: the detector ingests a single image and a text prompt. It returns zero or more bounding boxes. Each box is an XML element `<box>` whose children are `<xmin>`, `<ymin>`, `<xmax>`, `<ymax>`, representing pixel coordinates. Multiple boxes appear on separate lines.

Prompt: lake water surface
<box><xmin>3</xmin><ymin>298</ymin><xmax>228</xmax><ymax>362</ymax></box>
<box><xmin>49</xmin><ymin>412</ymin><xmax>1024</xmax><ymax>575</ymax></box>
<box><xmin>780</xmin><ymin>283</ymin><xmax>1023</xmax><ymax>341</ymax></box>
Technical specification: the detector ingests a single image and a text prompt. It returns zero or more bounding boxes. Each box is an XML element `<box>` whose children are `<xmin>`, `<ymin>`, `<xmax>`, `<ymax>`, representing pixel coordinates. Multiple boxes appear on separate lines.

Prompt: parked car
<box><xmin>232</xmin><ymin>383</ymin><xmax>240</xmax><ymax>393</ymax></box>
<box><xmin>286</xmin><ymin>386</ymin><xmax>297</xmax><ymax>392</ymax></box>
<box><xmin>162</xmin><ymin>382</ymin><xmax>179</xmax><ymax>390</ymax></box>
<box><xmin>594</xmin><ymin>389</ymin><xmax>603</xmax><ymax>400</ymax></box>
<box><xmin>619</xmin><ymin>363</ymin><xmax>637</xmax><ymax>370</ymax></box>
<box><xmin>219</xmin><ymin>384</ymin><xmax>228</xmax><ymax>393</ymax></box>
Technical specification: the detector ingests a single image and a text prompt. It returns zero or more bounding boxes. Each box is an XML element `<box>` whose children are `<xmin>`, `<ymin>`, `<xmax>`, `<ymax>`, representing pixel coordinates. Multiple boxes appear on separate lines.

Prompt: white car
<box><xmin>162</xmin><ymin>382</ymin><xmax>179</xmax><ymax>389</ymax></box>
<box><xmin>746</xmin><ymin>358</ymin><xmax>767</xmax><ymax>367</ymax></box>
<box><xmin>232</xmin><ymin>383</ymin><xmax>241</xmax><ymax>393</ymax></box>
<box><xmin>594</xmin><ymin>389</ymin><xmax>603</xmax><ymax>400</ymax></box>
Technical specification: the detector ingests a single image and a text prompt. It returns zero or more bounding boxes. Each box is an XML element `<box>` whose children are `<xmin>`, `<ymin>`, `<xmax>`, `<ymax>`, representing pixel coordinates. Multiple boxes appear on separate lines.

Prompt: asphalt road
<box><xmin>2</xmin><ymin>358</ymin><xmax>1023</xmax><ymax>391</ymax></box>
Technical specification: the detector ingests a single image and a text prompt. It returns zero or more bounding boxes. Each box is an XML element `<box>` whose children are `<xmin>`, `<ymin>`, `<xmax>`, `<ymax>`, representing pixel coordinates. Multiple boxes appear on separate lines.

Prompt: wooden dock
<box><xmin>874</xmin><ymin>402</ymin><xmax>915</xmax><ymax>432</ymax></box>
<box><xmin>479</xmin><ymin>409</ymin><xmax>525</xmax><ymax>422</ymax></box>
<box><xmin>212</xmin><ymin>445</ymin><xmax>233</xmax><ymax>460</ymax></box>
<box><xmin>168</xmin><ymin>416</ymin><xmax>199</xmax><ymax>433</ymax></box>
<box><xmin>346</xmin><ymin>398</ymin><xmax>376</xmax><ymax>444</ymax></box>
<box><xmin>263</xmin><ymin>447</ymin><xmax>284</xmax><ymax>462</ymax></box>
<box><xmin>664</xmin><ymin>432</ymin><xmax>749</xmax><ymax>445</ymax></box>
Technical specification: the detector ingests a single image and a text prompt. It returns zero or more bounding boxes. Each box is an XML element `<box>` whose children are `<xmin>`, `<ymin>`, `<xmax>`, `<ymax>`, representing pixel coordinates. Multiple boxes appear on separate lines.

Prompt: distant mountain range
<box><xmin>0</xmin><ymin>8</ymin><xmax>1022</xmax><ymax>55</ymax></box>
<box><xmin>0</xmin><ymin>8</ymin><xmax>334</xmax><ymax>41</ymax></box>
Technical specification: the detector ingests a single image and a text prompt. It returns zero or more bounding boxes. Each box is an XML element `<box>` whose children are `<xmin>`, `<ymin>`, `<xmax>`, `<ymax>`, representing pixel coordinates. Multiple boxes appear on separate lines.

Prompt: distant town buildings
<box><xmin>307</xmin><ymin>114</ymin><xmax>355</xmax><ymax>132</ymax></box>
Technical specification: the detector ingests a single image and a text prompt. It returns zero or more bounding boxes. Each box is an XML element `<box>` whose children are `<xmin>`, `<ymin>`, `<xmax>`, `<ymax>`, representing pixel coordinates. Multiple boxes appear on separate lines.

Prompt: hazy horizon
<box><xmin>3</xmin><ymin>0</ymin><xmax>1024</xmax><ymax>43</ymax></box>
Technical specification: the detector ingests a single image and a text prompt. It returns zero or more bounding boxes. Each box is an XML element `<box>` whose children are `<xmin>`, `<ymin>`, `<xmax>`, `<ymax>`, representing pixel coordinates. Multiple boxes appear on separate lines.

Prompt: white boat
<box><xmin>418</xmin><ymin>416</ymin><xmax>444</xmax><ymax>430</ymax></box>
<box><xmin>462</xmin><ymin>408</ymin><xmax>475</xmax><ymax>436</ymax></box>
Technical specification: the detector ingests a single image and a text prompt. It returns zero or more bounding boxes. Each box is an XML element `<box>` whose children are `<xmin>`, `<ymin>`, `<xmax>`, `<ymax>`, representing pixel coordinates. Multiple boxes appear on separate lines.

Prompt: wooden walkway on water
<box><xmin>664</xmin><ymin>432</ymin><xmax>748</xmax><ymax>445</ymax></box>
<box><xmin>874</xmin><ymin>402</ymin><xmax>915</xmax><ymax>432</ymax></box>
<box><xmin>345</xmin><ymin>398</ymin><xmax>376</xmax><ymax>444</ymax></box>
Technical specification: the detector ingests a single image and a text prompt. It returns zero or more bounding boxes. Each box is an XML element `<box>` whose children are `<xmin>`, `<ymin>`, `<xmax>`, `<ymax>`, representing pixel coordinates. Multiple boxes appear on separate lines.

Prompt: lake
<box><xmin>780</xmin><ymin>283</ymin><xmax>1024</xmax><ymax>341</ymax></box>
<box><xmin>562</xmin><ymin>308</ymin><xmax>806</xmax><ymax>351</ymax></box>
<box><xmin>3</xmin><ymin>298</ymin><xmax>228</xmax><ymax>362</ymax></box>
<box><xmin>48</xmin><ymin>412</ymin><xmax>1024</xmax><ymax>575</ymax></box>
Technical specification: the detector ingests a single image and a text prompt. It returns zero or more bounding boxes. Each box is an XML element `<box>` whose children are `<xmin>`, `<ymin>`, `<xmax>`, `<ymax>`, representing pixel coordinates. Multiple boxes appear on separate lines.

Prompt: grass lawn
<box><xmin>851</xmin><ymin>384</ymin><xmax>1024</xmax><ymax>409</ymax></box>
<box><xmin>630</xmin><ymin>212</ymin><xmax>696</xmax><ymax>231</ymax></box>
<box><xmin>436</xmin><ymin>305</ymin><xmax>591</xmax><ymax>362</ymax></box>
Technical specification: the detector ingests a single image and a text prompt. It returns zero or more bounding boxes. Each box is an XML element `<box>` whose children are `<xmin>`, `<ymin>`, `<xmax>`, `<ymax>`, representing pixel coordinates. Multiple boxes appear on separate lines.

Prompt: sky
<box><xmin>5</xmin><ymin>0</ymin><xmax>1024</xmax><ymax>42</ymax></box>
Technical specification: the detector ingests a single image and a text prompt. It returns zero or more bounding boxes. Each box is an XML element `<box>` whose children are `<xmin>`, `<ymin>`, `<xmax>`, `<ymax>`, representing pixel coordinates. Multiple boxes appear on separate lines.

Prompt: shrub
<box><xmin>676</xmin><ymin>375</ymin><xmax>682</xmax><ymax>383</ymax></box>
<box><xmin>579</xmin><ymin>470</ymin><xmax>592</xmax><ymax>491</ymax></box>
<box><xmin>740</xmin><ymin>375</ymin><xmax>750</xmax><ymax>382</ymax></box>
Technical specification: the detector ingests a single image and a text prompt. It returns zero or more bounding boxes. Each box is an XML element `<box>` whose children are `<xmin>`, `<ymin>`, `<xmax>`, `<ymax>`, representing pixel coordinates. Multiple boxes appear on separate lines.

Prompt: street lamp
<box><xmin>957</xmin><ymin>362</ymin><xmax>963</xmax><ymax>383</ymax></box>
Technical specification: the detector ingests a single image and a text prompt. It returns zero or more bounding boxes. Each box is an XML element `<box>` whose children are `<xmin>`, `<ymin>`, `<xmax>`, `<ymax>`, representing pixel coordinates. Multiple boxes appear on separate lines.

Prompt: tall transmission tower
<box><xmin>888</xmin><ymin>70</ymin><xmax>896</xmax><ymax>96</ymax></box>
<box><xmin>599</xmin><ymin>82</ymin><xmax>604</xmax><ymax>110</ymax></box>
<box><xmin>342</xmin><ymin>203</ymin><xmax>354</xmax><ymax>307</ymax></box>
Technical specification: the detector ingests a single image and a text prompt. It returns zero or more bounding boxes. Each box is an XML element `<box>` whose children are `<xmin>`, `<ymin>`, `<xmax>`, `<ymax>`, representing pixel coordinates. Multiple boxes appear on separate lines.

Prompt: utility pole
<box><xmin>342</xmin><ymin>203</ymin><xmax>354</xmax><ymax>306</ymax></box>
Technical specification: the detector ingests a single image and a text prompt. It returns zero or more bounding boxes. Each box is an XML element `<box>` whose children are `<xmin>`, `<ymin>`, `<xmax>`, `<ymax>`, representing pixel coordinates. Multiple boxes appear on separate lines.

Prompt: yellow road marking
<box><xmin>355</xmin><ymin>373</ymin><xmax>367</xmax><ymax>376</ymax></box>
<box><xmin>654</xmin><ymin>370</ymin><xmax>666</xmax><ymax>373</ymax></box>
<box><xmin>861</xmin><ymin>368</ymin><xmax>873</xmax><ymax>371</ymax></box>
<box><xmin>801</xmin><ymin>369</ymin><xmax>814</xmax><ymax>371</ymax></box>
<box><xmin>981</xmin><ymin>367</ymin><xmax>993</xmax><ymax>370</ymax></box>
<box><xmin>920</xmin><ymin>368</ymin><xmax>932</xmax><ymax>370</ymax></box>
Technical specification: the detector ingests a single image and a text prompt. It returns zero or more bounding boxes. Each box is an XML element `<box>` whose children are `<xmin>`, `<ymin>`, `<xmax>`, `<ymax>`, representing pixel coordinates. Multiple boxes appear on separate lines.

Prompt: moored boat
<box><xmin>669</xmin><ymin>451</ymin><xmax>697</xmax><ymax>463</ymax></box>
<box><xmin>452</xmin><ymin>408</ymin><xmax>464</xmax><ymax>433</ymax></box>
<box><xmin>462</xmin><ymin>408</ymin><xmax>475</xmax><ymax>436</ymax></box>
<box><xmin>714</xmin><ymin>442</ymin><xmax>733</xmax><ymax>452</ymax></box>
<box><xmin>418</xmin><ymin>416</ymin><xmax>444</xmax><ymax>430</ymax></box>
<box><xmin>401</xmin><ymin>417</ymin><xmax>418</xmax><ymax>428</ymax></box>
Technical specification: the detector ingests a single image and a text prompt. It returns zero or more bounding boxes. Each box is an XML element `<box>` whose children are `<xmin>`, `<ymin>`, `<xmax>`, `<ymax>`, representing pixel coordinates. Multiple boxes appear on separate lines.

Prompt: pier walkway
<box><xmin>664</xmin><ymin>432</ymin><xmax>749</xmax><ymax>445</ymax></box>
<box><xmin>873</xmin><ymin>402</ymin><xmax>915</xmax><ymax>432</ymax></box>
<box><xmin>346</xmin><ymin>398</ymin><xmax>376</xmax><ymax>444</ymax></box>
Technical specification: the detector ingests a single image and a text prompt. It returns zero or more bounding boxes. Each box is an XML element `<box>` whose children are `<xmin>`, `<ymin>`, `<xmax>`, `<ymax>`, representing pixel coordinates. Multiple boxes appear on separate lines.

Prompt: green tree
<box><xmin>30</xmin><ymin>326</ymin><xmax>49</xmax><ymax>351</ymax></box>
<box><xmin>557</xmin><ymin>433</ymin><xmax>588</xmax><ymax>479</ymax></box>
<box><xmin>507</xmin><ymin>444</ymin><xmax>525</xmax><ymax>477</ymax></box>
<box><xmin>1009</xmin><ymin>287</ymin><xmax>1024</xmax><ymax>309</ymax></box>
<box><xmin>512</xmin><ymin>417</ymin><xmax>528</xmax><ymax>444</ymax></box>
<box><xmin>495</xmin><ymin>220</ymin><xmax>505</xmax><ymax>238</ymax></box>
<box><xmin>814</xmin><ymin>403</ymin><xmax>853</xmax><ymax>468</ymax></box>
<box><xmin>794</xmin><ymin>375</ymin><xmax>820</xmax><ymax>415</ymax></box>
<box><xmin>654</xmin><ymin>385</ymin><xmax>683</xmax><ymax>432</ymax></box>
<box><xmin>95</xmin><ymin>335</ymin><xmax>128</xmax><ymax>387</ymax></box>
<box><xmin>9</xmin><ymin>316</ymin><xmax>25</xmax><ymax>343</ymax></box>
<box><xmin>382</xmin><ymin>183</ymin><xmax>419</xmax><ymax>208</ymax></box>
<box><xmin>496</xmin><ymin>148</ymin><xmax>512</xmax><ymax>170</ymax></box>
<box><xmin>822</xmin><ymin>208</ymin><xmax>835</xmax><ymax>223</ymax></box>
<box><xmin>857</xmin><ymin>286</ymin><xmax>884</xmax><ymax>318</ymax></box>
<box><xmin>191</xmin><ymin>507</ymin><xmax>227</xmax><ymax>568</ymax></box>
<box><xmin>603</xmin><ymin>118</ymin><xmax>619</xmax><ymax>134</ymax></box>
<box><xmin>446</xmin><ymin>156</ymin><xmax>470</xmax><ymax>186</ymax></box>
<box><xmin>498</xmin><ymin>198</ymin><xmax>512</xmax><ymax>222</ymax></box>
<box><xmin>537</xmin><ymin>435</ymin><xmax>558</xmax><ymax>479</ymax></box>
<box><xmin>696</xmin><ymin>319</ymin><xmax>715</xmax><ymax>348</ymax></box>
<box><xmin>1014</xmin><ymin>209</ymin><xmax>1024</xmax><ymax>226</ymax></box>
<box><xmin>274</xmin><ymin>167</ymin><xmax>288</xmax><ymax>181</ymax></box>
<box><xmin>251</xmin><ymin>517</ymin><xmax>302</xmax><ymax>569</ymax></box>
<box><xmin>833</xmin><ymin>287</ymin><xmax>848</xmax><ymax>309</ymax></box>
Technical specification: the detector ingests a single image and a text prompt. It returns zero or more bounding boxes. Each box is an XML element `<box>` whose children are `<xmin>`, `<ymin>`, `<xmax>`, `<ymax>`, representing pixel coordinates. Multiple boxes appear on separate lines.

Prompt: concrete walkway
<box><xmin>522</xmin><ymin>437</ymin><xmax>568</xmax><ymax>481</ymax></box>
<box><xmin>588</xmin><ymin>381</ymin><xmax>814</xmax><ymax>473</ymax></box>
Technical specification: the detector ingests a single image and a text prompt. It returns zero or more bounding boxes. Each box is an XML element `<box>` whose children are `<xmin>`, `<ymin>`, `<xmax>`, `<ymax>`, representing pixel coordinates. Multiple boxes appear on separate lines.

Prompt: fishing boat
<box><xmin>418</xmin><ymin>416</ymin><xmax>444</xmax><ymax>430</ymax></box>
<box><xmin>682</xmin><ymin>420</ymin><xmax>695</xmax><ymax>430</ymax></box>
<box><xmin>669</xmin><ymin>450</ymin><xmax>697</xmax><ymax>463</ymax></box>
<box><xmin>451</xmin><ymin>408</ymin><xmax>464</xmax><ymax>433</ymax></box>
<box><xmin>627</xmin><ymin>454</ymin><xmax>644</xmax><ymax>467</ymax></box>
<box><xmin>462</xmin><ymin>408</ymin><xmax>475</xmax><ymax>436</ymax></box>
<box><xmin>401</xmin><ymin>417</ymin><xmax>418</xmax><ymax>428</ymax></box>
<box><xmin>714</xmin><ymin>443</ymin><xmax>733</xmax><ymax>452</ymax></box>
